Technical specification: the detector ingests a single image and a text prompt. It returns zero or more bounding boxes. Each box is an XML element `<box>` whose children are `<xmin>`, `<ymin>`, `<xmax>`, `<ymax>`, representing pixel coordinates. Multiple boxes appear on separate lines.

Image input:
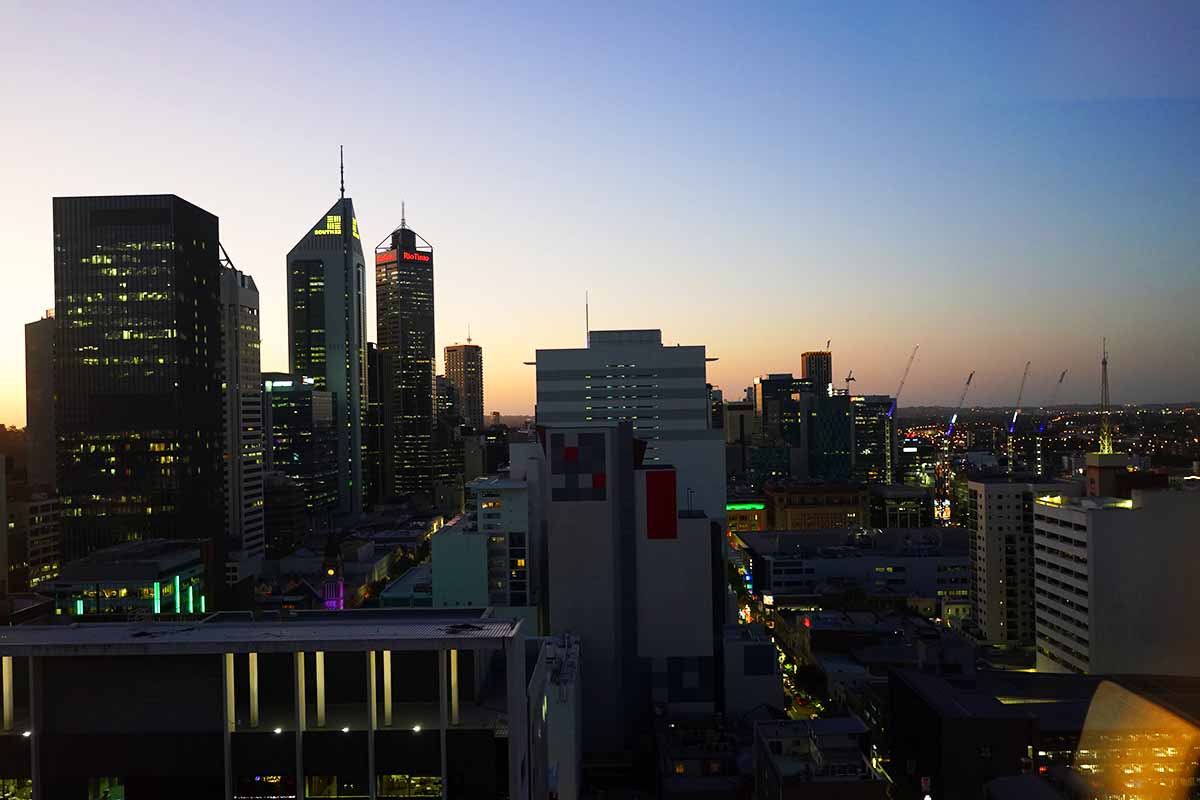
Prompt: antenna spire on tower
<box><xmin>1099</xmin><ymin>338</ymin><xmax>1113</xmax><ymax>454</ymax></box>
<box><xmin>467</xmin><ymin>323</ymin><xmax>472</xmax><ymax>345</ymax></box>
<box><xmin>401</xmin><ymin>201</ymin><xmax>407</xmax><ymax>229</ymax></box>
<box><xmin>339</xmin><ymin>145</ymin><xmax>345</xmax><ymax>200</ymax></box>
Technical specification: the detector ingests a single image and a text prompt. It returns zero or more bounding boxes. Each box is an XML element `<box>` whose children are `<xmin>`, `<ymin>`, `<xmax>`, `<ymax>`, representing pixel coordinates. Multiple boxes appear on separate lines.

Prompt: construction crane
<box><xmin>1006</xmin><ymin>361</ymin><xmax>1032</xmax><ymax>475</ymax></box>
<box><xmin>844</xmin><ymin>370</ymin><xmax>856</xmax><ymax>393</ymax></box>
<box><xmin>1036</xmin><ymin>369</ymin><xmax>1068</xmax><ymax>475</ymax></box>
<box><xmin>1038</xmin><ymin>369</ymin><xmax>1069</xmax><ymax>434</ymax></box>
<box><xmin>945</xmin><ymin>371</ymin><xmax>976</xmax><ymax>438</ymax></box>
<box><xmin>887</xmin><ymin>344</ymin><xmax>920</xmax><ymax>419</ymax></box>
<box><xmin>937</xmin><ymin>370</ymin><xmax>975</xmax><ymax>522</ymax></box>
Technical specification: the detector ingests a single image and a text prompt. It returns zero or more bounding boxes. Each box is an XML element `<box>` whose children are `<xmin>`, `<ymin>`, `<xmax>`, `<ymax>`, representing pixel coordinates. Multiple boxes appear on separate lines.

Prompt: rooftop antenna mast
<box><xmin>467</xmin><ymin>323</ymin><xmax>472</xmax><ymax>345</ymax></box>
<box><xmin>1099</xmin><ymin>339</ymin><xmax>1113</xmax><ymax>454</ymax></box>
<box><xmin>339</xmin><ymin>145</ymin><xmax>345</xmax><ymax>200</ymax></box>
<box><xmin>400</xmin><ymin>201</ymin><xmax>406</xmax><ymax>229</ymax></box>
<box><xmin>825</xmin><ymin>339</ymin><xmax>831</xmax><ymax>350</ymax></box>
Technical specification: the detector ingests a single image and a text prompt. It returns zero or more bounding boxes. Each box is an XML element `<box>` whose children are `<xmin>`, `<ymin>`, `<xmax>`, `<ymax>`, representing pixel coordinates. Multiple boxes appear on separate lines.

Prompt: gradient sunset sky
<box><xmin>2</xmin><ymin>1</ymin><xmax>1198</xmax><ymax>426</ymax></box>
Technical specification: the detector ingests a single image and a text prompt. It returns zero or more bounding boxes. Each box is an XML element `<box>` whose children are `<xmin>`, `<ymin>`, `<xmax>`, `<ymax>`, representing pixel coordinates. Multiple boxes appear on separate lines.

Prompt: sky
<box><xmin>1</xmin><ymin>1</ymin><xmax>1198</xmax><ymax>425</ymax></box>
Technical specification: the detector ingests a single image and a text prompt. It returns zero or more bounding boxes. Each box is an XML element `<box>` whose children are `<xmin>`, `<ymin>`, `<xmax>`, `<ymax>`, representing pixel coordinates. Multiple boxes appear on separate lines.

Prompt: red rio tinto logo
<box><xmin>402</xmin><ymin>251</ymin><xmax>431</xmax><ymax>262</ymax></box>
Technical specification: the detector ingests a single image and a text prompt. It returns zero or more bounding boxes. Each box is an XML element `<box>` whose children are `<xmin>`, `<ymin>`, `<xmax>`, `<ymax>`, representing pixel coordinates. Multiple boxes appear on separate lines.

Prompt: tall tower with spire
<box><xmin>1098</xmin><ymin>338</ymin><xmax>1113</xmax><ymax>455</ymax></box>
<box><xmin>375</xmin><ymin>208</ymin><xmax>436</xmax><ymax>499</ymax></box>
<box><xmin>1085</xmin><ymin>338</ymin><xmax>1128</xmax><ymax>496</ymax></box>
<box><xmin>285</xmin><ymin>148</ymin><xmax>367</xmax><ymax>514</ymax></box>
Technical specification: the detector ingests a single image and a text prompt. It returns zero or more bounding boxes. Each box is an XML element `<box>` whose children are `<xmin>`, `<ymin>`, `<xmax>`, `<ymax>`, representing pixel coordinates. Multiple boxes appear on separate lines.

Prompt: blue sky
<box><xmin>1</xmin><ymin>1</ymin><xmax>1197</xmax><ymax>422</ymax></box>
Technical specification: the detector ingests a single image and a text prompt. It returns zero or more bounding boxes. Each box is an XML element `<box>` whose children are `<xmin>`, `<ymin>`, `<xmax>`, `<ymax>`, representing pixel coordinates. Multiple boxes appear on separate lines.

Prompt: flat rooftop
<box><xmin>466</xmin><ymin>476</ymin><xmax>527</xmax><ymax>490</ymax></box>
<box><xmin>739</xmin><ymin>528</ymin><xmax>967</xmax><ymax>558</ymax></box>
<box><xmin>47</xmin><ymin>539</ymin><xmax>202</xmax><ymax>583</ymax></box>
<box><xmin>0</xmin><ymin>608</ymin><xmax>521</xmax><ymax>656</ymax></box>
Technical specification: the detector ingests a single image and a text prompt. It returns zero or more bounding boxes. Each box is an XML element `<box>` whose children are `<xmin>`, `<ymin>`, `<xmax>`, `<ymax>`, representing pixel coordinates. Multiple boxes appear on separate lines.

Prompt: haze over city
<box><xmin>2</xmin><ymin>1</ymin><xmax>1198</xmax><ymax>426</ymax></box>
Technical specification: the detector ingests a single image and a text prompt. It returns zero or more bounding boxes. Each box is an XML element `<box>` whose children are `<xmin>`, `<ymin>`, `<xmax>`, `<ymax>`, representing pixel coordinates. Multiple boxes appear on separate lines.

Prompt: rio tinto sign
<box><xmin>376</xmin><ymin>250</ymin><xmax>430</xmax><ymax>265</ymax></box>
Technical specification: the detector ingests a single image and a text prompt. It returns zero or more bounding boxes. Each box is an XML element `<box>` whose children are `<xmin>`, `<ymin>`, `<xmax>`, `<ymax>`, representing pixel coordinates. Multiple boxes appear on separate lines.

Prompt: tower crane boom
<box><xmin>1038</xmin><ymin>370</ymin><xmax>1068</xmax><ymax>433</ymax></box>
<box><xmin>945</xmin><ymin>371</ymin><xmax>975</xmax><ymax>437</ymax></box>
<box><xmin>1009</xmin><ymin>361</ymin><xmax>1032</xmax><ymax>434</ymax></box>
<box><xmin>887</xmin><ymin>344</ymin><xmax>919</xmax><ymax>419</ymax></box>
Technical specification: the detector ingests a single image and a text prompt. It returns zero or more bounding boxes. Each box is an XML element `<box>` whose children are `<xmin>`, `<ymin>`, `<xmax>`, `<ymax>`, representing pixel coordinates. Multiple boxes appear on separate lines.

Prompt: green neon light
<box><xmin>188</xmin><ymin>585</ymin><xmax>194</xmax><ymax>614</ymax></box>
<box><xmin>200</xmin><ymin>595</ymin><xmax>206</xmax><ymax>614</ymax></box>
<box><xmin>75</xmin><ymin>599</ymin><xmax>84</xmax><ymax>616</ymax></box>
<box><xmin>727</xmin><ymin>503</ymin><xmax>765</xmax><ymax>511</ymax></box>
<box><xmin>174</xmin><ymin>575</ymin><xmax>181</xmax><ymax>614</ymax></box>
<box><xmin>153</xmin><ymin>581</ymin><xmax>161</xmax><ymax>614</ymax></box>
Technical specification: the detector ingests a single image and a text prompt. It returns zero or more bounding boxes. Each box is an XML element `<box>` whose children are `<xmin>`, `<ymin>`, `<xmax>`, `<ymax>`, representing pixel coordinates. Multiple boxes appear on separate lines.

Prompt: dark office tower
<box><xmin>445</xmin><ymin>342</ymin><xmax>483</xmax><ymax>431</ymax></box>
<box><xmin>801</xmin><ymin>350</ymin><xmax>833</xmax><ymax>395</ymax></box>
<box><xmin>25</xmin><ymin>313</ymin><xmax>55</xmax><ymax>491</ymax></box>
<box><xmin>435</xmin><ymin>374</ymin><xmax>459</xmax><ymax>421</ymax></box>
<box><xmin>220</xmin><ymin>259</ymin><xmax>265</xmax><ymax>580</ymax></box>
<box><xmin>53</xmin><ymin>195</ymin><xmax>225</xmax><ymax>565</ymax></box>
<box><xmin>375</xmin><ymin>216</ymin><xmax>435</xmax><ymax>499</ymax></box>
<box><xmin>262</xmin><ymin>373</ymin><xmax>339</xmax><ymax>520</ymax></box>
<box><xmin>286</xmin><ymin>195</ymin><xmax>366</xmax><ymax>515</ymax></box>
<box><xmin>365</xmin><ymin>343</ymin><xmax>395</xmax><ymax>506</ymax></box>
<box><xmin>850</xmin><ymin>394</ymin><xmax>898</xmax><ymax>484</ymax></box>
<box><xmin>805</xmin><ymin>392</ymin><xmax>853</xmax><ymax>482</ymax></box>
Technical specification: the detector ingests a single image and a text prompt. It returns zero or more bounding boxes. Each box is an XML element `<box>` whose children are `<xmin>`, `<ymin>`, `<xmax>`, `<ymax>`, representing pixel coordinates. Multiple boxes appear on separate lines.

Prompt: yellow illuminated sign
<box><xmin>314</xmin><ymin>215</ymin><xmax>343</xmax><ymax>235</ymax></box>
<box><xmin>352</xmin><ymin>217</ymin><xmax>360</xmax><ymax>239</ymax></box>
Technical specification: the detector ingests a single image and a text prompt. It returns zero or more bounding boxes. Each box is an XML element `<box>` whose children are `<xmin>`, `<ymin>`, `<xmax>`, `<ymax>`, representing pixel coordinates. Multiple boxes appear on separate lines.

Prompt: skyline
<box><xmin>3</xmin><ymin>2</ymin><xmax>1200</xmax><ymax>426</ymax></box>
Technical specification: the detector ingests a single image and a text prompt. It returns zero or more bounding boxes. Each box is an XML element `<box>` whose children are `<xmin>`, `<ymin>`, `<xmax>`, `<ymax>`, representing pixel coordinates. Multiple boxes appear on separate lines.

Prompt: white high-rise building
<box><xmin>1033</xmin><ymin>489</ymin><xmax>1200</xmax><ymax>675</ymax></box>
<box><xmin>534</xmin><ymin>329</ymin><xmax>725</xmax><ymax>523</ymax></box>
<box><xmin>221</xmin><ymin>263</ymin><xmax>265</xmax><ymax>580</ymax></box>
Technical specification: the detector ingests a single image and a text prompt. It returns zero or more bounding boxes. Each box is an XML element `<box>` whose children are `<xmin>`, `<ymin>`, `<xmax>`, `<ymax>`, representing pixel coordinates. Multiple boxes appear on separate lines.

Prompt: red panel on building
<box><xmin>645</xmin><ymin>470</ymin><xmax>677</xmax><ymax>539</ymax></box>
<box><xmin>592</xmin><ymin>473</ymin><xmax>606</xmax><ymax>490</ymax></box>
<box><xmin>564</xmin><ymin>446</ymin><xmax>578</xmax><ymax>462</ymax></box>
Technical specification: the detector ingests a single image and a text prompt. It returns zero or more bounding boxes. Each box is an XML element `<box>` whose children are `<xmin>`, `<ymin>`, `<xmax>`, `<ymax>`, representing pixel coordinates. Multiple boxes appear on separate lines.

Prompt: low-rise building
<box><xmin>39</xmin><ymin>539</ymin><xmax>207</xmax><ymax>617</ymax></box>
<box><xmin>727</xmin><ymin>499</ymin><xmax>767</xmax><ymax>536</ymax></box>
<box><xmin>657</xmin><ymin>718</ymin><xmax>745</xmax><ymax>798</ymax></box>
<box><xmin>378</xmin><ymin>562</ymin><xmax>433</xmax><ymax>608</ymax></box>
<box><xmin>724</xmin><ymin>624</ymin><xmax>786</xmax><ymax>722</ymax></box>
<box><xmin>0</xmin><ymin>609</ymin><xmax>581</xmax><ymax>799</ymax></box>
<box><xmin>866</xmin><ymin>484</ymin><xmax>932</xmax><ymax>528</ymax></box>
<box><xmin>753</xmin><ymin>717</ymin><xmax>887</xmax><ymax>799</ymax></box>
<box><xmin>764</xmin><ymin>482</ymin><xmax>867</xmax><ymax>530</ymax></box>
<box><xmin>740</xmin><ymin>528</ymin><xmax>969</xmax><ymax>616</ymax></box>
<box><xmin>889</xmin><ymin>668</ymin><xmax>1200</xmax><ymax>800</ymax></box>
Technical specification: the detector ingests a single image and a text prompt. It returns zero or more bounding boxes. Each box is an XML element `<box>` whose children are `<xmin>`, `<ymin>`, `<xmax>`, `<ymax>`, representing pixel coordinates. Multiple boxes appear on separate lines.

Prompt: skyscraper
<box><xmin>801</xmin><ymin>350</ymin><xmax>833</xmax><ymax>394</ymax></box>
<box><xmin>434</xmin><ymin>374</ymin><xmax>459</xmax><ymax>421</ymax></box>
<box><xmin>850</xmin><ymin>394</ymin><xmax>897</xmax><ymax>484</ymax></box>
<box><xmin>534</xmin><ymin>329</ymin><xmax>725</xmax><ymax>524</ymax></box>
<box><xmin>286</xmin><ymin>186</ymin><xmax>366</xmax><ymax>515</ymax></box>
<box><xmin>445</xmin><ymin>342</ymin><xmax>484</xmax><ymax>431</ymax></box>
<box><xmin>24</xmin><ymin>312</ymin><xmax>55</xmax><ymax>491</ymax></box>
<box><xmin>365</xmin><ymin>343</ymin><xmax>395</xmax><ymax>507</ymax></box>
<box><xmin>220</xmin><ymin>258</ymin><xmax>265</xmax><ymax>579</ymax></box>
<box><xmin>53</xmin><ymin>195</ymin><xmax>225</xmax><ymax>564</ymax></box>
<box><xmin>375</xmin><ymin>214</ymin><xmax>435</xmax><ymax>499</ymax></box>
<box><xmin>262</xmin><ymin>373</ymin><xmax>339</xmax><ymax>519</ymax></box>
